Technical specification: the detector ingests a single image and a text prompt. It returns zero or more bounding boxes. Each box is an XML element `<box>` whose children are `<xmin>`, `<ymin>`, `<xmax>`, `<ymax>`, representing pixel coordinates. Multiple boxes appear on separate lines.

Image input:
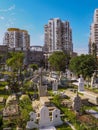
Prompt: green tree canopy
<box><xmin>29</xmin><ymin>63</ymin><xmax>38</xmax><ymax>71</ymax></box>
<box><xmin>6</xmin><ymin>52</ymin><xmax>24</xmax><ymax>92</ymax></box>
<box><xmin>69</xmin><ymin>54</ymin><xmax>97</xmax><ymax>78</ymax></box>
<box><xmin>6</xmin><ymin>52</ymin><xmax>24</xmax><ymax>72</ymax></box>
<box><xmin>48</xmin><ymin>51</ymin><xmax>67</xmax><ymax>71</ymax></box>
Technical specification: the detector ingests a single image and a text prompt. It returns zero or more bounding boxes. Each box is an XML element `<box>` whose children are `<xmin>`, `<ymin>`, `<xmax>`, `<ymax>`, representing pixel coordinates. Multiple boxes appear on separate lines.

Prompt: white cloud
<box><xmin>8</xmin><ymin>5</ymin><xmax>15</xmax><ymax>11</ymax></box>
<box><xmin>74</xmin><ymin>48</ymin><xmax>88</xmax><ymax>55</ymax></box>
<box><xmin>0</xmin><ymin>16</ymin><xmax>4</xmax><ymax>20</ymax></box>
<box><xmin>5</xmin><ymin>18</ymin><xmax>16</xmax><ymax>28</ymax></box>
<box><xmin>0</xmin><ymin>4</ymin><xmax>15</xmax><ymax>12</ymax></box>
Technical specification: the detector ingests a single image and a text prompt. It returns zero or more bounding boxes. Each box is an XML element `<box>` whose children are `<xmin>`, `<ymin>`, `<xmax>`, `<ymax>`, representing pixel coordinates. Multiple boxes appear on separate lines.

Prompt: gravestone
<box><xmin>39</xmin><ymin>105</ymin><xmax>51</xmax><ymax>128</ymax></box>
<box><xmin>26</xmin><ymin>112</ymin><xmax>38</xmax><ymax>129</ymax></box>
<box><xmin>51</xmin><ymin>108</ymin><xmax>63</xmax><ymax>126</ymax></box>
<box><xmin>66</xmin><ymin>69</ymin><xmax>72</xmax><ymax>80</ymax></box>
<box><xmin>78</xmin><ymin>75</ymin><xmax>84</xmax><ymax>91</ymax></box>
<box><xmin>72</xmin><ymin>93</ymin><xmax>82</xmax><ymax>114</ymax></box>
<box><xmin>52</xmin><ymin>80</ymin><xmax>58</xmax><ymax>92</ymax></box>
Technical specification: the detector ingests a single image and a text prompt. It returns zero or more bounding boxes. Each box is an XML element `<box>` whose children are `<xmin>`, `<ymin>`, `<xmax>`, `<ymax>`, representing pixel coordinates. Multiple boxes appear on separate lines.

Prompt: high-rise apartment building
<box><xmin>3</xmin><ymin>28</ymin><xmax>30</xmax><ymax>49</ymax></box>
<box><xmin>89</xmin><ymin>9</ymin><xmax>98</xmax><ymax>55</ymax></box>
<box><xmin>44</xmin><ymin>18</ymin><xmax>73</xmax><ymax>54</ymax></box>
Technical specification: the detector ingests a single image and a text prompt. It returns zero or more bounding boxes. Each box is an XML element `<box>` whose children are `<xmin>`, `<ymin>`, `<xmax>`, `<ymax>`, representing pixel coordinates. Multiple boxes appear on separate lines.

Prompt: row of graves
<box><xmin>28</xmin><ymin>69</ymin><xmax>96</xmax><ymax>130</ymax></box>
<box><xmin>48</xmin><ymin>72</ymin><xmax>98</xmax><ymax>118</ymax></box>
<box><xmin>29</xmin><ymin>71</ymin><xmax>89</xmax><ymax>130</ymax></box>
<box><xmin>2</xmin><ymin>94</ymin><xmax>20</xmax><ymax>130</ymax></box>
<box><xmin>26</xmin><ymin>105</ymin><xmax>63</xmax><ymax>129</ymax></box>
<box><xmin>27</xmin><ymin>70</ymin><xmax>63</xmax><ymax>130</ymax></box>
<box><xmin>66</xmin><ymin>69</ymin><xmax>98</xmax><ymax>89</ymax></box>
<box><xmin>31</xmin><ymin>68</ymin><xmax>98</xmax><ymax>90</ymax></box>
<box><xmin>2</xmin><ymin>69</ymin><xmax>98</xmax><ymax>129</ymax></box>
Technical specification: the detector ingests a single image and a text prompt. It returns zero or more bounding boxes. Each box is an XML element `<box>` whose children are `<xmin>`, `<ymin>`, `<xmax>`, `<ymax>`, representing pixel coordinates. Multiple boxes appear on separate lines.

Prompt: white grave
<box><xmin>78</xmin><ymin>75</ymin><xmax>84</xmax><ymax>91</ymax></box>
<box><xmin>5</xmin><ymin>85</ymin><xmax>9</xmax><ymax>90</ymax></box>
<box><xmin>39</xmin><ymin>105</ymin><xmax>51</xmax><ymax>128</ymax></box>
<box><xmin>26</xmin><ymin>112</ymin><xmax>38</xmax><ymax>129</ymax></box>
<box><xmin>51</xmin><ymin>108</ymin><xmax>63</xmax><ymax>126</ymax></box>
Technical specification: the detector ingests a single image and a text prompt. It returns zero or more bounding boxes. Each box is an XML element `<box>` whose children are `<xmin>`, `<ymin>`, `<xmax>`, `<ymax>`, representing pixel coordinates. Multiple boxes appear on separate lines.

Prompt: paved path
<box><xmin>86</xmin><ymin>109</ymin><xmax>98</xmax><ymax>119</ymax></box>
<box><xmin>72</xmin><ymin>81</ymin><xmax>98</xmax><ymax>105</ymax></box>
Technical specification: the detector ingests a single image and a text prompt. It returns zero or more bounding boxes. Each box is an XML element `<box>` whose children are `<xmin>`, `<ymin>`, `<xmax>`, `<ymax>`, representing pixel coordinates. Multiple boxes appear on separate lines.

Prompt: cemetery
<box><xmin>0</xmin><ymin>67</ymin><xmax>98</xmax><ymax>130</ymax></box>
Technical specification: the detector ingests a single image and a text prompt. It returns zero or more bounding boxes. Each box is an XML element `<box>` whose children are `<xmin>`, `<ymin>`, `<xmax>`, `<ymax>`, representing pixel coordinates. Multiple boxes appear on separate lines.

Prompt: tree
<box><xmin>6</xmin><ymin>52</ymin><xmax>24</xmax><ymax>73</ymax></box>
<box><xmin>6</xmin><ymin>52</ymin><xmax>24</xmax><ymax>92</ymax></box>
<box><xmin>92</xmin><ymin>43</ymin><xmax>97</xmax><ymax>58</ymax></box>
<box><xmin>48</xmin><ymin>51</ymin><xmax>67</xmax><ymax>71</ymax></box>
<box><xmin>0</xmin><ymin>55</ymin><xmax>6</xmax><ymax>71</ymax></box>
<box><xmin>29</xmin><ymin>63</ymin><xmax>38</xmax><ymax>71</ymax></box>
<box><xmin>69</xmin><ymin>54</ymin><xmax>97</xmax><ymax>79</ymax></box>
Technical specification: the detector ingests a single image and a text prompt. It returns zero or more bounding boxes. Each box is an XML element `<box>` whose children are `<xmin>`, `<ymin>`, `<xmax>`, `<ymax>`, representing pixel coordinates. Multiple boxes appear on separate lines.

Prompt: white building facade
<box><xmin>89</xmin><ymin>9</ymin><xmax>98</xmax><ymax>55</ymax></box>
<box><xmin>3</xmin><ymin>28</ymin><xmax>30</xmax><ymax>49</ymax></box>
<box><xmin>44</xmin><ymin>18</ymin><xmax>73</xmax><ymax>54</ymax></box>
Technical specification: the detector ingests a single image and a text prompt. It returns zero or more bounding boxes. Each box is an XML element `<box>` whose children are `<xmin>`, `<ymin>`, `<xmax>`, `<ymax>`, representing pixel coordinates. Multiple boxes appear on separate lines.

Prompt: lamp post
<box><xmin>44</xmin><ymin>53</ymin><xmax>49</xmax><ymax>71</ymax></box>
<box><xmin>44</xmin><ymin>54</ymin><xmax>47</xmax><ymax>70</ymax></box>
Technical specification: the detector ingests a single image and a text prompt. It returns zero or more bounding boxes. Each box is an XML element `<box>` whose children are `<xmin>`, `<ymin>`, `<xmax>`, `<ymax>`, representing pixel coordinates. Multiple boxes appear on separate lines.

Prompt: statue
<box><xmin>78</xmin><ymin>75</ymin><xmax>84</xmax><ymax>91</ymax></box>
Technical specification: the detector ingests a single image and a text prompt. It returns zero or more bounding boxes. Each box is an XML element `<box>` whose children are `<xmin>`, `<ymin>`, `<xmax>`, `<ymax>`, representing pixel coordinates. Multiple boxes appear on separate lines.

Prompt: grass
<box><xmin>0</xmin><ymin>105</ymin><xmax>4</xmax><ymax>112</ymax></box>
<box><xmin>56</xmin><ymin>123</ymin><xmax>72</xmax><ymax>130</ymax></box>
<box><xmin>18</xmin><ymin>95</ymin><xmax>33</xmax><ymax>128</ymax></box>
<box><xmin>83</xmin><ymin>105</ymin><xmax>98</xmax><ymax>112</ymax></box>
<box><xmin>51</xmin><ymin>94</ymin><xmax>98</xmax><ymax>130</ymax></box>
<box><xmin>85</xmin><ymin>86</ymin><xmax>98</xmax><ymax>93</ymax></box>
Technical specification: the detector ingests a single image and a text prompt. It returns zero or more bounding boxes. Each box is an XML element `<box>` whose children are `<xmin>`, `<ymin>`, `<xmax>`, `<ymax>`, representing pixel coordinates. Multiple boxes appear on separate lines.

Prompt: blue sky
<box><xmin>0</xmin><ymin>0</ymin><xmax>98</xmax><ymax>54</ymax></box>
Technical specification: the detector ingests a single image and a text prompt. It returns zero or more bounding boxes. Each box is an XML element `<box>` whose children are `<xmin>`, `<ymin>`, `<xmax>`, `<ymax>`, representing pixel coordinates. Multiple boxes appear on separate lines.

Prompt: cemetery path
<box><xmin>86</xmin><ymin>109</ymin><xmax>98</xmax><ymax>119</ymax></box>
<box><xmin>64</xmin><ymin>119</ymin><xmax>76</xmax><ymax>130</ymax></box>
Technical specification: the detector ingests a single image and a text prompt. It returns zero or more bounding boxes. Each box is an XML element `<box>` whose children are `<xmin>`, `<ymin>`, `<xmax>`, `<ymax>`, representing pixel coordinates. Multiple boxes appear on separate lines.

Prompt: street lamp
<box><xmin>44</xmin><ymin>53</ymin><xmax>49</xmax><ymax>71</ymax></box>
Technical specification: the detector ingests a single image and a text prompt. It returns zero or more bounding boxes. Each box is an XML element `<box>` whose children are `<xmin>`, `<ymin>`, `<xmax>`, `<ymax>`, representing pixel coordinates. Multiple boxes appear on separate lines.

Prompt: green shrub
<box><xmin>19</xmin><ymin>96</ymin><xmax>32</xmax><ymax>128</ymax></box>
